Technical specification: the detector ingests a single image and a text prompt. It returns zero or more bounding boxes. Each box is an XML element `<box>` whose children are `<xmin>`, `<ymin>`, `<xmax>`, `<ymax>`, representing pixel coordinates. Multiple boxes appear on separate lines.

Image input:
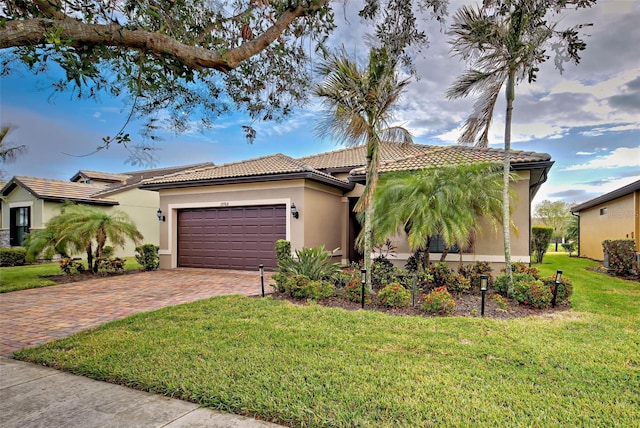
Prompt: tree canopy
<box><xmin>1</xmin><ymin>0</ymin><xmax>448</xmax><ymax>150</ymax></box>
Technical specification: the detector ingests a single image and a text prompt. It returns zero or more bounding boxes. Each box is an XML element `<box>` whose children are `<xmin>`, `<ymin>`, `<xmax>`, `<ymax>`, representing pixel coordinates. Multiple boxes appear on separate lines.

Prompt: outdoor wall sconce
<box><xmin>156</xmin><ymin>208</ymin><xmax>166</xmax><ymax>222</ymax></box>
<box><xmin>290</xmin><ymin>203</ymin><xmax>299</xmax><ymax>219</ymax></box>
<box><xmin>480</xmin><ymin>275</ymin><xmax>488</xmax><ymax>316</ymax></box>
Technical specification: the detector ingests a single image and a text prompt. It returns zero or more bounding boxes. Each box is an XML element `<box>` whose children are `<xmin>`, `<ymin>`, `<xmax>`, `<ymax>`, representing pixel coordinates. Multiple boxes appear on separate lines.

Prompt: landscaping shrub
<box><xmin>561</xmin><ymin>241</ymin><xmax>578</xmax><ymax>256</ymax></box>
<box><xmin>278</xmin><ymin>245</ymin><xmax>341</xmax><ymax>281</ymax></box>
<box><xmin>96</xmin><ymin>257</ymin><xmax>126</xmax><ymax>275</ymax></box>
<box><xmin>602</xmin><ymin>239</ymin><xmax>636</xmax><ymax>276</ymax></box>
<box><xmin>429</xmin><ymin>263</ymin><xmax>470</xmax><ymax>294</ymax></box>
<box><xmin>284</xmin><ymin>274</ymin><xmax>310</xmax><ymax>299</ymax></box>
<box><xmin>458</xmin><ymin>262</ymin><xmax>493</xmax><ymax>293</ymax></box>
<box><xmin>345</xmin><ymin>277</ymin><xmax>370</xmax><ymax>304</ymax></box>
<box><xmin>377</xmin><ymin>283</ymin><xmax>411</xmax><ymax>308</ymax></box>
<box><xmin>271</xmin><ymin>272</ymin><xmax>290</xmax><ymax>293</ymax></box>
<box><xmin>135</xmin><ymin>244</ymin><xmax>160</xmax><ymax>271</ymax></box>
<box><xmin>0</xmin><ymin>248</ymin><xmax>26</xmax><ymax>267</ymax></box>
<box><xmin>371</xmin><ymin>256</ymin><xmax>396</xmax><ymax>289</ymax></box>
<box><xmin>305</xmin><ymin>280</ymin><xmax>336</xmax><ymax>300</ymax></box>
<box><xmin>532</xmin><ymin>226</ymin><xmax>554</xmax><ymax>263</ymax></box>
<box><xmin>491</xmin><ymin>293</ymin><xmax>509</xmax><ymax>310</ymax></box>
<box><xmin>334</xmin><ymin>268</ymin><xmax>358</xmax><ymax>288</ymax></box>
<box><xmin>102</xmin><ymin>245</ymin><xmax>115</xmax><ymax>258</ymax></box>
<box><xmin>59</xmin><ymin>258</ymin><xmax>85</xmax><ymax>275</ymax></box>
<box><xmin>541</xmin><ymin>275</ymin><xmax>573</xmax><ymax>303</ymax></box>
<box><xmin>494</xmin><ymin>272</ymin><xmax>536</xmax><ymax>297</ymax></box>
<box><xmin>512</xmin><ymin>280</ymin><xmax>552</xmax><ymax>309</ymax></box>
<box><xmin>511</xmin><ymin>262</ymin><xmax>541</xmax><ymax>279</ymax></box>
<box><xmin>275</xmin><ymin>239</ymin><xmax>292</xmax><ymax>266</ymax></box>
<box><xmin>421</xmin><ymin>286</ymin><xmax>456</xmax><ymax>315</ymax></box>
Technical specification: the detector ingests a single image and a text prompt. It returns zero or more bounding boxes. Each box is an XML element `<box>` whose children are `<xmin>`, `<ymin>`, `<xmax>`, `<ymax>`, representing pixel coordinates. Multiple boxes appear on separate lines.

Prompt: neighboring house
<box><xmin>571</xmin><ymin>179</ymin><xmax>640</xmax><ymax>260</ymax></box>
<box><xmin>0</xmin><ymin>163</ymin><xmax>212</xmax><ymax>256</ymax></box>
<box><xmin>140</xmin><ymin>144</ymin><xmax>553</xmax><ymax>271</ymax></box>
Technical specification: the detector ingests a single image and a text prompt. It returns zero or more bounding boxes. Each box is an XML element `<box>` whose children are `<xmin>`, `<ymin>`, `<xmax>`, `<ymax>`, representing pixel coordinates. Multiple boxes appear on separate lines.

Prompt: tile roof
<box><xmin>142</xmin><ymin>154</ymin><xmax>350</xmax><ymax>187</ymax></box>
<box><xmin>72</xmin><ymin>171</ymin><xmax>130</xmax><ymax>183</ymax></box>
<box><xmin>92</xmin><ymin>163</ymin><xmax>214</xmax><ymax>196</ymax></box>
<box><xmin>349</xmin><ymin>145</ymin><xmax>552</xmax><ymax>175</ymax></box>
<box><xmin>298</xmin><ymin>143</ymin><xmax>439</xmax><ymax>170</ymax></box>
<box><xmin>1</xmin><ymin>176</ymin><xmax>118</xmax><ymax>205</ymax></box>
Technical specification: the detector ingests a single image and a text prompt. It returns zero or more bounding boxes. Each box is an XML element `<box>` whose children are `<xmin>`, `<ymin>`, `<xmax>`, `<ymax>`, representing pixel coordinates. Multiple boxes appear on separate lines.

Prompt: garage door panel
<box><xmin>178</xmin><ymin>205</ymin><xmax>285</xmax><ymax>270</ymax></box>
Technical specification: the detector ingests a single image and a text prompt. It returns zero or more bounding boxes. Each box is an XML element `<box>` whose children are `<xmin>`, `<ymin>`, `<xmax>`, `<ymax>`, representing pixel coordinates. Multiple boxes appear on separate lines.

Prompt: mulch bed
<box><xmin>271</xmin><ymin>290</ymin><xmax>571</xmax><ymax>320</ymax></box>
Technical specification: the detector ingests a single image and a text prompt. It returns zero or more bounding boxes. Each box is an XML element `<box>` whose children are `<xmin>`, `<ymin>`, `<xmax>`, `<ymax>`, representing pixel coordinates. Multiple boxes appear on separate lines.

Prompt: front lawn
<box><xmin>14</xmin><ymin>254</ymin><xmax>640</xmax><ymax>426</ymax></box>
<box><xmin>0</xmin><ymin>258</ymin><xmax>143</xmax><ymax>293</ymax></box>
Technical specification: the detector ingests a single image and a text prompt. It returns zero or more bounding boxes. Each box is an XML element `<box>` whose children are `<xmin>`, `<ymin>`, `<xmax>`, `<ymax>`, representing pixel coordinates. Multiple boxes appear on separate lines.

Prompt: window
<box><xmin>10</xmin><ymin>206</ymin><xmax>30</xmax><ymax>246</ymax></box>
<box><xmin>600</xmin><ymin>207</ymin><xmax>608</xmax><ymax>216</ymax></box>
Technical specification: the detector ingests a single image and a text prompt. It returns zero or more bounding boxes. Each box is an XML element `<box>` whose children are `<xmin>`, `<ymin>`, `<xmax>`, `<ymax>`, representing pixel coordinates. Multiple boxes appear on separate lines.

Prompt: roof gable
<box><xmin>141</xmin><ymin>154</ymin><xmax>351</xmax><ymax>189</ymax></box>
<box><xmin>1</xmin><ymin>176</ymin><xmax>118</xmax><ymax>205</ymax></box>
<box><xmin>571</xmin><ymin>179</ymin><xmax>640</xmax><ymax>212</ymax></box>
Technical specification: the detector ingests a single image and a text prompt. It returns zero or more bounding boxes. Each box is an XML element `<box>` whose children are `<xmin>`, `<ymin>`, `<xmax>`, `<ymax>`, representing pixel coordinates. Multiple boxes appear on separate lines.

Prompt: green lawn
<box><xmin>0</xmin><ymin>258</ymin><xmax>143</xmax><ymax>293</ymax></box>
<box><xmin>14</xmin><ymin>254</ymin><xmax>640</xmax><ymax>426</ymax></box>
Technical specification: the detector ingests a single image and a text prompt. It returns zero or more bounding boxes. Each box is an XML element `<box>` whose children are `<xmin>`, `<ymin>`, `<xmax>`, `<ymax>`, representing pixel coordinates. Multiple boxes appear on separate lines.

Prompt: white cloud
<box><xmin>576</xmin><ymin>151</ymin><xmax>594</xmax><ymax>156</ymax></box>
<box><xmin>562</xmin><ymin>147</ymin><xmax>640</xmax><ymax>171</ymax></box>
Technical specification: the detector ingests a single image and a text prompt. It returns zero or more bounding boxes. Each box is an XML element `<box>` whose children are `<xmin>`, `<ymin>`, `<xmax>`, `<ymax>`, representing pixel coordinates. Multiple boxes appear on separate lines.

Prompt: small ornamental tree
<box><xmin>532</xmin><ymin>226</ymin><xmax>554</xmax><ymax>264</ymax></box>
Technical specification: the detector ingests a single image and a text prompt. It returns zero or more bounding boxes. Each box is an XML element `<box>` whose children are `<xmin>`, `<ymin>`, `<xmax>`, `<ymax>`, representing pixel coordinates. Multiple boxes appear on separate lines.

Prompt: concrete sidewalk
<box><xmin>0</xmin><ymin>358</ymin><xmax>282</xmax><ymax>428</ymax></box>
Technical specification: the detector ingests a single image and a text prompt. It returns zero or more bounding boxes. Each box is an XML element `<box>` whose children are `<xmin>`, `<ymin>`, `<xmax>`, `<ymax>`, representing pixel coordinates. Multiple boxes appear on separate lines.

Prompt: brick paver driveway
<box><xmin>0</xmin><ymin>269</ymin><xmax>270</xmax><ymax>356</ymax></box>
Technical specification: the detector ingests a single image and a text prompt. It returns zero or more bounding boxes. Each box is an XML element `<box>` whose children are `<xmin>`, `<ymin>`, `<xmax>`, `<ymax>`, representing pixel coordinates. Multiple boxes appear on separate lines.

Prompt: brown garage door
<box><xmin>177</xmin><ymin>205</ymin><xmax>286</xmax><ymax>270</ymax></box>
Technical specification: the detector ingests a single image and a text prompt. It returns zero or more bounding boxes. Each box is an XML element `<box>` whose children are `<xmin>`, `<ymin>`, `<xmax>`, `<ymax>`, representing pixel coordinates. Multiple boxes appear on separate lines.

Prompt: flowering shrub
<box><xmin>512</xmin><ymin>280</ymin><xmax>552</xmax><ymax>308</ymax></box>
<box><xmin>459</xmin><ymin>262</ymin><xmax>493</xmax><ymax>294</ymax></box>
<box><xmin>345</xmin><ymin>278</ymin><xmax>370</xmax><ymax>304</ymax></box>
<box><xmin>305</xmin><ymin>280</ymin><xmax>336</xmax><ymax>300</ymax></box>
<box><xmin>510</xmin><ymin>262</ymin><xmax>541</xmax><ymax>279</ymax></box>
<box><xmin>491</xmin><ymin>293</ymin><xmax>509</xmax><ymax>310</ymax></box>
<box><xmin>377</xmin><ymin>283</ymin><xmax>411</xmax><ymax>308</ymax></box>
<box><xmin>602</xmin><ymin>239</ymin><xmax>636</xmax><ymax>276</ymax></box>
<box><xmin>541</xmin><ymin>275</ymin><xmax>573</xmax><ymax>304</ymax></box>
<box><xmin>285</xmin><ymin>274</ymin><xmax>311</xmax><ymax>298</ymax></box>
<box><xmin>421</xmin><ymin>286</ymin><xmax>456</xmax><ymax>315</ymax></box>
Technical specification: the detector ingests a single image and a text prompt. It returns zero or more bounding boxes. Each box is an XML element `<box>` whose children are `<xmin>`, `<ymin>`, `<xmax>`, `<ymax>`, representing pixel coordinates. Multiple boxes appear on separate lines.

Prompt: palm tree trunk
<box><xmin>86</xmin><ymin>242</ymin><xmax>93</xmax><ymax>273</ymax></box>
<box><xmin>503</xmin><ymin>70</ymin><xmax>515</xmax><ymax>296</ymax></box>
<box><xmin>440</xmin><ymin>245</ymin><xmax>450</xmax><ymax>262</ymax></box>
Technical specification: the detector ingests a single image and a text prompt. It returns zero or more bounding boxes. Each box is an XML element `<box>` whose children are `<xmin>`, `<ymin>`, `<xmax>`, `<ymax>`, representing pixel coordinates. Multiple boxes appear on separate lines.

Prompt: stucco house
<box><xmin>140</xmin><ymin>144</ymin><xmax>553</xmax><ymax>271</ymax></box>
<box><xmin>0</xmin><ymin>163</ymin><xmax>212</xmax><ymax>256</ymax></box>
<box><xmin>571</xmin><ymin>179</ymin><xmax>640</xmax><ymax>260</ymax></box>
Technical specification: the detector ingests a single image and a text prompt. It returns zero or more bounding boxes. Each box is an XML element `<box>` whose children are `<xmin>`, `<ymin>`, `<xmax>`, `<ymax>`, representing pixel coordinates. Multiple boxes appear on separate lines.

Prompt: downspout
<box><xmin>571</xmin><ymin>211</ymin><xmax>580</xmax><ymax>257</ymax></box>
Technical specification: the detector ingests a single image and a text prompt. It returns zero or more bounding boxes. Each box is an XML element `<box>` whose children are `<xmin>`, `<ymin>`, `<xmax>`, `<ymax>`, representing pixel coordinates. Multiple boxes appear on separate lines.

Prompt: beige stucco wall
<box><xmin>156</xmin><ymin>180</ymin><xmax>334</xmax><ymax>269</ymax></box>
<box><xmin>349</xmin><ymin>171</ymin><xmax>532</xmax><ymax>270</ymax></box>
<box><xmin>1</xmin><ymin>185</ymin><xmax>159</xmax><ymax>258</ymax></box>
<box><xmin>578</xmin><ymin>192</ymin><xmax>638</xmax><ymax>260</ymax></box>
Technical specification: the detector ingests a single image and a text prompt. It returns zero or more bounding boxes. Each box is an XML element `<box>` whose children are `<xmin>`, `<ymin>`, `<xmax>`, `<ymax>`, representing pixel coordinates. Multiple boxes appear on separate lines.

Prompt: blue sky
<box><xmin>1</xmin><ymin>0</ymin><xmax>638</xmax><ymax>209</ymax></box>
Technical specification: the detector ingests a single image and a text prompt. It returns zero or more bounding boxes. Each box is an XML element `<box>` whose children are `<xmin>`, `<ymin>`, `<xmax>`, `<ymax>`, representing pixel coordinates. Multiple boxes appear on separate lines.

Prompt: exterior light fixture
<box><xmin>156</xmin><ymin>208</ymin><xmax>166</xmax><ymax>222</ymax></box>
<box><xmin>360</xmin><ymin>268</ymin><xmax>367</xmax><ymax>309</ymax></box>
<box><xmin>552</xmin><ymin>270</ymin><xmax>563</xmax><ymax>307</ymax></box>
<box><xmin>290</xmin><ymin>203</ymin><xmax>299</xmax><ymax>219</ymax></box>
<box><xmin>259</xmin><ymin>264</ymin><xmax>265</xmax><ymax>297</ymax></box>
<box><xmin>480</xmin><ymin>274</ymin><xmax>488</xmax><ymax>316</ymax></box>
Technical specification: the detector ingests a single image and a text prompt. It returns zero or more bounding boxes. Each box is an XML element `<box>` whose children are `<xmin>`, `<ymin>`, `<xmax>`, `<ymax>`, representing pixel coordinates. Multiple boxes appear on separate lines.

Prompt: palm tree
<box><xmin>26</xmin><ymin>203</ymin><xmax>143</xmax><ymax>272</ymax></box>
<box><xmin>446</xmin><ymin>0</ymin><xmax>595</xmax><ymax>294</ymax></box>
<box><xmin>368</xmin><ymin>163</ymin><xmax>509</xmax><ymax>269</ymax></box>
<box><xmin>315</xmin><ymin>47</ymin><xmax>412</xmax><ymax>286</ymax></box>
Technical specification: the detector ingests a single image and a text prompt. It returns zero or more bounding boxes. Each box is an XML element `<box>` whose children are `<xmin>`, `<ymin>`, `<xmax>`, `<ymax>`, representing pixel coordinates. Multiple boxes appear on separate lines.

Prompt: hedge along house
<box><xmin>140</xmin><ymin>144</ymin><xmax>553</xmax><ymax>271</ymax></box>
<box><xmin>0</xmin><ymin>164</ymin><xmax>212</xmax><ymax>257</ymax></box>
<box><xmin>570</xmin><ymin>179</ymin><xmax>640</xmax><ymax>261</ymax></box>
